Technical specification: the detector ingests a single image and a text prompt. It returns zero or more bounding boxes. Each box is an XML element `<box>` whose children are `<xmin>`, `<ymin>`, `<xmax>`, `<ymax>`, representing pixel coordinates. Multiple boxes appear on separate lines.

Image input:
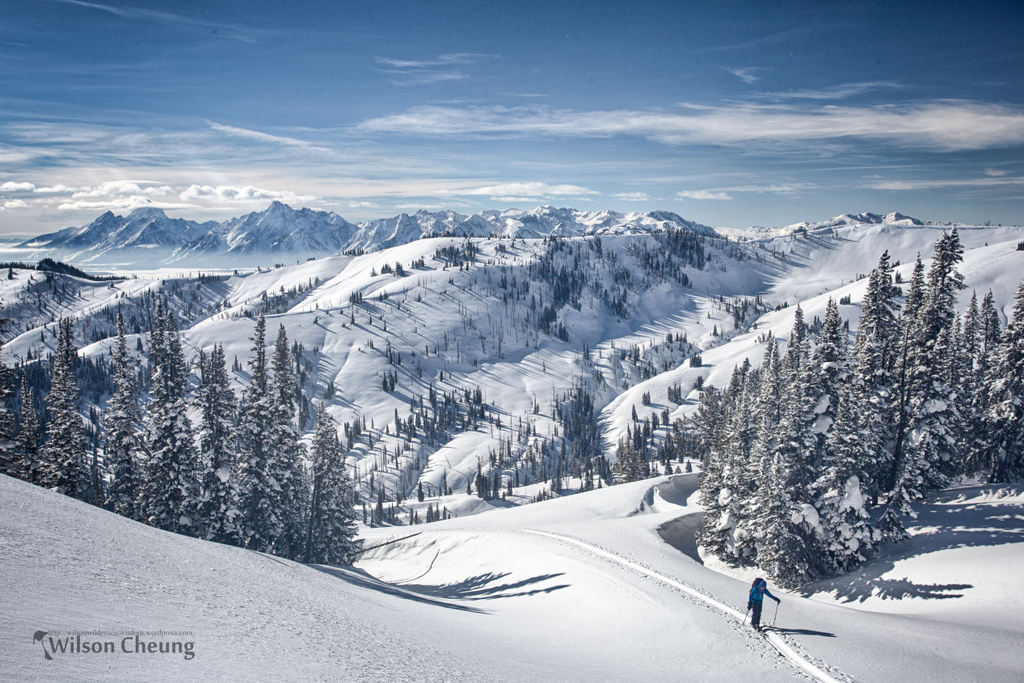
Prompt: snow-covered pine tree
<box><xmin>753</xmin><ymin>309</ymin><xmax>823</xmax><ymax>584</ymax></box>
<box><xmin>807</xmin><ymin>298</ymin><xmax>847</xmax><ymax>470</ymax></box>
<box><xmin>982</xmin><ymin>277</ymin><xmax>1024</xmax><ymax>483</ymax></box>
<box><xmin>882</xmin><ymin>231</ymin><xmax>965</xmax><ymax>537</ymax></box>
<box><xmin>815</xmin><ymin>382</ymin><xmax>879</xmax><ymax>573</ymax></box>
<box><xmin>193</xmin><ymin>345</ymin><xmax>243</xmax><ymax>545</ymax></box>
<box><xmin>15</xmin><ymin>375</ymin><xmax>39</xmax><ymax>483</ymax></box>
<box><xmin>617</xmin><ymin>437</ymin><xmax>647</xmax><ymax>483</ymax></box>
<box><xmin>305</xmin><ymin>403</ymin><xmax>359</xmax><ymax>565</ymax></box>
<box><xmin>270</xmin><ymin>324</ymin><xmax>308</xmax><ymax>560</ymax></box>
<box><xmin>850</xmin><ymin>251</ymin><xmax>902</xmax><ymax>499</ymax></box>
<box><xmin>0</xmin><ymin>301</ymin><xmax>14</xmax><ymax>476</ymax></box>
<box><xmin>903</xmin><ymin>229</ymin><xmax>966</xmax><ymax>487</ymax></box>
<box><xmin>237</xmin><ymin>313</ymin><xmax>291</xmax><ymax>555</ymax></box>
<box><xmin>40</xmin><ymin>318</ymin><xmax>88</xmax><ymax>498</ymax></box>
<box><xmin>140</xmin><ymin>302</ymin><xmax>199</xmax><ymax>534</ymax></box>
<box><xmin>104</xmin><ymin>309</ymin><xmax>144</xmax><ymax>519</ymax></box>
<box><xmin>720</xmin><ymin>361</ymin><xmax>760</xmax><ymax>563</ymax></box>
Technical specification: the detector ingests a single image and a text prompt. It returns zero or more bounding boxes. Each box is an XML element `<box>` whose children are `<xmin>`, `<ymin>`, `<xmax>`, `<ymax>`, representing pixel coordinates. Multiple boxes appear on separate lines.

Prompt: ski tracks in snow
<box><xmin>519</xmin><ymin>529</ymin><xmax>851</xmax><ymax>683</ymax></box>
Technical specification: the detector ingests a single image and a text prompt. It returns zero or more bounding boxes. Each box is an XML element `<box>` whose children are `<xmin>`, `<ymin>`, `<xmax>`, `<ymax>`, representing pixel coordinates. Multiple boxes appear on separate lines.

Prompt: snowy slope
<box><xmin>4</xmin><ymin>472</ymin><xmax>1023</xmax><ymax>682</ymax></box>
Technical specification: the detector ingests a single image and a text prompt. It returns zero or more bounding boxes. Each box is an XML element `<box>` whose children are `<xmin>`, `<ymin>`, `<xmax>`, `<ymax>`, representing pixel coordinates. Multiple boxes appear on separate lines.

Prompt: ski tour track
<box><xmin>515</xmin><ymin>529</ymin><xmax>847</xmax><ymax>683</ymax></box>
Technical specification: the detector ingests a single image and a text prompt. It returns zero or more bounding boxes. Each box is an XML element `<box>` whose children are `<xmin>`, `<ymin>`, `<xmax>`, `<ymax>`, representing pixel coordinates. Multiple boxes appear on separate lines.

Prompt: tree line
<box><xmin>691</xmin><ymin>229</ymin><xmax>1024</xmax><ymax>587</ymax></box>
<box><xmin>0</xmin><ymin>307</ymin><xmax>359</xmax><ymax>566</ymax></box>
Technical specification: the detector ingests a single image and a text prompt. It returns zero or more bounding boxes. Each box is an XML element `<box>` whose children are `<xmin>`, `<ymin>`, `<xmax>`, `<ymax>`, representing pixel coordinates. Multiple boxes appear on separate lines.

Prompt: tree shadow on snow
<box><xmin>309</xmin><ymin>564</ymin><xmax>488</xmax><ymax>613</ymax></box>
<box><xmin>800</xmin><ymin>485</ymin><xmax>1024</xmax><ymax>603</ymax></box>
<box><xmin>400</xmin><ymin>571</ymin><xmax>570</xmax><ymax>601</ymax></box>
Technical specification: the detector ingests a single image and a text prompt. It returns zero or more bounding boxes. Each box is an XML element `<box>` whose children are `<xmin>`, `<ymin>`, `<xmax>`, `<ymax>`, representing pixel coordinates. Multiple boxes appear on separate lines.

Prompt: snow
<box><xmin>3</xmin><ymin>209</ymin><xmax>1024</xmax><ymax>680</ymax></box>
<box><xmin>5</xmin><ymin>472</ymin><xmax>1024</xmax><ymax>681</ymax></box>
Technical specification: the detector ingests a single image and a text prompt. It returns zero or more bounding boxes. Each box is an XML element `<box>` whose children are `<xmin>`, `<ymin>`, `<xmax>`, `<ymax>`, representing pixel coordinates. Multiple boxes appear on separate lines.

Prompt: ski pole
<box><xmin>743</xmin><ymin>607</ymin><xmax>750</xmax><ymax>625</ymax></box>
<box><xmin>772</xmin><ymin>601</ymin><xmax>779</xmax><ymax>627</ymax></box>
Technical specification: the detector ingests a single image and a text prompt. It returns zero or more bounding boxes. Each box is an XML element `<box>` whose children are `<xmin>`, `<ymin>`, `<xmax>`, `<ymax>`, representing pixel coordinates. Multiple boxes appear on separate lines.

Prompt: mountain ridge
<box><xmin>18</xmin><ymin>202</ymin><xmax>721</xmax><ymax>265</ymax></box>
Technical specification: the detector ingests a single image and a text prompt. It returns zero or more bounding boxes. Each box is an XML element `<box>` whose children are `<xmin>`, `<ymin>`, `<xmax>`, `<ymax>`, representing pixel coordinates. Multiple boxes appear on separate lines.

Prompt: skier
<box><xmin>747</xmin><ymin>577</ymin><xmax>780</xmax><ymax>632</ymax></box>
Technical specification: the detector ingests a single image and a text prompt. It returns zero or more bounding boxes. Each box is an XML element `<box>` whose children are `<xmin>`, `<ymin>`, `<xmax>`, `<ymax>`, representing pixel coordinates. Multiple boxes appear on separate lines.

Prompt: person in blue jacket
<box><xmin>747</xmin><ymin>577</ymin><xmax>780</xmax><ymax>631</ymax></box>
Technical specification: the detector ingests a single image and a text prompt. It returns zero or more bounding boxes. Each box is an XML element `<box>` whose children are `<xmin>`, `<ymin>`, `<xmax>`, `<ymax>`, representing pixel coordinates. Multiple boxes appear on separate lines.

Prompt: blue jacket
<box><xmin>749</xmin><ymin>579</ymin><xmax>777</xmax><ymax>603</ymax></box>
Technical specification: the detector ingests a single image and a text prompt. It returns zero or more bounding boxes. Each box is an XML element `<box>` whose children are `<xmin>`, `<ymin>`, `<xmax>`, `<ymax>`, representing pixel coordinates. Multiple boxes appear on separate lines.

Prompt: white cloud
<box><xmin>867</xmin><ymin>176</ymin><xmax>1024</xmax><ymax>191</ymax></box>
<box><xmin>179</xmin><ymin>184</ymin><xmax>316</xmax><ymax>203</ymax></box>
<box><xmin>772</xmin><ymin>82</ymin><xmax>903</xmax><ymax>100</ymax></box>
<box><xmin>612</xmin><ymin>192</ymin><xmax>653</xmax><ymax>201</ymax></box>
<box><xmin>1</xmin><ymin>199</ymin><xmax>30</xmax><ymax>209</ymax></box>
<box><xmin>725</xmin><ymin>67</ymin><xmax>762</xmax><ymax>85</ymax></box>
<box><xmin>984</xmin><ymin>168</ymin><xmax>1009</xmax><ymax>177</ymax></box>
<box><xmin>375</xmin><ymin>53</ymin><xmax>495</xmax><ymax>86</ymax></box>
<box><xmin>207</xmin><ymin>122</ymin><xmax>317</xmax><ymax>148</ymax></box>
<box><xmin>57</xmin><ymin>196</ymin><xmax>197</xmax><ymax>211</ymax></box>
<box><xmin>34</xmin><ymin>184</ymin><xmax>78</xmax><ymax>194</ymax></box>
<box><xmin>676</xmin><ymin>190</ymin><xmax>733</xmax><ymax>200</ymax></box>
<box><xmin>355</xmin><ymin>101</ymin><xmax>1024</xmax><ymax>151</ymax></box>
<box><xmin>1</xmin><ymin>181</ymin><xmax>36</xmax><ymax>192</ymax></box>
<box><xmin>435</xmin><ymin>182</ymin><xmax>597</xmax><ymax>198</ymax></box>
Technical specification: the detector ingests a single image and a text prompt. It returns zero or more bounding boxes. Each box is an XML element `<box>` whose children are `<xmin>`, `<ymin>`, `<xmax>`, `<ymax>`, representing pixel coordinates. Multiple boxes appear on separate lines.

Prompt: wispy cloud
<box><xmin>771</xmin><ymin>82</ymin><xmax>904</xmax><ymax>100</ymax></box>
<box><xmin>612</xmin><ymin>192</ymin><xmax>656</xmax><ymax>201</ymax></box>
<box><xmin>57</xmin><ymin>196</ymin><xmax>199</xmax><ymax>212</ymax></box>
<box><xmin>867</xmin><ymin>176</ymin><xmax>1024</xmax><ymax>191</ymax></box>
<box><xmin>179</xmin><ymin>184</ymin><xmax>316</xmax><ymax>203</ymax></box>
<box><xmin>207</xmin><ymin>122</ymin><xmax>317</xmax><ymax>148</ymax></box>
<box><xmin>52</xmin><ymin>0</ymin><xmax>269</xmax><ymax>42</ymax></box>
<box><xmin>375</xmin><ymin>53</ymin><xmax>496</xmax><ymax>86</ymax></box>
<box><xmin>434</xmin><ymin>182</ymin><xmax>597</xmax><ymax>201</ymax></box>
<box><xmin>676</xmin><ymin>190</ymin><xmax>732</xmax><ymax>200</ymax></box>
<box><xmin>724</xmin><ymin>67</ymin><xmax>764</xmax><ymax>84</ymax></box>
<box><xmin>355</xmin><ymin>101</ymin><xmax>1024</xmax><ymax>151</ymax></box>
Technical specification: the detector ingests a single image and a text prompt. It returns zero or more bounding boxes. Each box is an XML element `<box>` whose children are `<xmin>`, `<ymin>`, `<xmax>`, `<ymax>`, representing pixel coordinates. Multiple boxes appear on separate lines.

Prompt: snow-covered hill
<box><xmin>2</xmin><ymin>216</ymin><xmax>1022</xmax><ymax>510</ymax></box>
<box><xmin>14</xmin><ymin>203</ymin><xmax>718</xmax><ymax>266</ymax></box>
<box><xmin>4</xmin><ymin>471</ymin><xmax>1022</xmax><ymax>682</ymax></box>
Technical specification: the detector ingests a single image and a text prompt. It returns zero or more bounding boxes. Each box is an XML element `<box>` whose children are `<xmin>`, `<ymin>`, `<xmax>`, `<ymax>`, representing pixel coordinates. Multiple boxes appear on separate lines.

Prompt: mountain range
<box><xmin>17</xmin><ymin>202</ymin><xmax>719</xmax><ymax>265</ymax></box>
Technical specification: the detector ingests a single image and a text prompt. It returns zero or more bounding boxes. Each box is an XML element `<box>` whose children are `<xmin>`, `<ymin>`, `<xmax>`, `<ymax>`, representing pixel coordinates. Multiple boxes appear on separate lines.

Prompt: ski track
<box><xmin>519</xmin><ymin>529</ymin><xmax>847</xmax><ymax>683</ymax></box>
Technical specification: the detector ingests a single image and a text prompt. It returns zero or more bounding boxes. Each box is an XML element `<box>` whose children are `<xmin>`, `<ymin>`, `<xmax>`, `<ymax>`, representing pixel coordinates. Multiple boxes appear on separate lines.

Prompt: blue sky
<box><xmin>1</xmin><ymin>0</ymin><xmax>1022</xmax><ymax>236</ymax></box>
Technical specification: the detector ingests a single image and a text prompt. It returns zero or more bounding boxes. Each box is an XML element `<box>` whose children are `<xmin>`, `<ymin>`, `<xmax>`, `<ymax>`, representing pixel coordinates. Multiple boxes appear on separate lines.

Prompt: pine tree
<box><xmin>15</xmin><ymin>375</ymin><xmax>39</xmax><ymax>483</ymax></box>
<box><xmin>850</xmin><ymin>251</ymin><xmax>901</xmax><ymax>498</ymax></box>
<box><xmin>270</xmin><ymin>324</ymin><xmax>308</xmax><ymax>559</ymax></box>
<box><xmin>237</xmin><ymin>314</ymin><xmax>291</xmax><ymax>555</ymax></box>
<box><xmin>305</xmin><ymin>403</ymin><xmax>359</xmax><ymax>564</ymax></box>
<box><xmin>982</xmin><ymin>278</ymin><xmax>1024</xmax><ymax>482</ymax></box>
<box><xmin>808</xmin><ymin>298</ymin><xmax>847</xmax><ymax>469</ymax></box>
<box><xmin>104</xmin><ymin>309</ymin><xmax>143</xmax><ymax>519</ymax></box>
<box><xmin>815</xmin><ymin>383</ymin><xmax>879</xmax><ymax>572</ymax></box>
<box><xmin>140</xmin><ymin>302</ymin><xmax>199</xmax><ymax>534</ymax></box>
<box><xmin>0</xmin><ymin>301</ymin><xmax>15</xmax><ymax>476</ymax></box>
<box><xmin>193</xmin><ymin>345</ymin><xmax>244</xmax><ymax>544</ymax></box>
<box><xmin>40</xmin><ymin>318</ymin><xmax>88</xmax><ymax>498</ymax></box>
<box><xmin>883</xmin><ymin>231</ymin><xmax>965</xmax><ymax>537</ymax></box>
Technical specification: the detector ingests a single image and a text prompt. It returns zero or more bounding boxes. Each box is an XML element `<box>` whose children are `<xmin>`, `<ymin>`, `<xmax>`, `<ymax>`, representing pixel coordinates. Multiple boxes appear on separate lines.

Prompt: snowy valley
<box><xmin>2</xmin><ymin>205</ymin><xmax>1023</xmax><ymax>682</ymax></box>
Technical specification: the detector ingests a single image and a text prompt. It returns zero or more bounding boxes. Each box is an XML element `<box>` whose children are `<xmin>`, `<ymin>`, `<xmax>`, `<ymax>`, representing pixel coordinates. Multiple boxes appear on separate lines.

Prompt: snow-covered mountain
<box><xmin>17</xmin><ymin>203</ymin><xmax>719</xmax><ymax>265</ymax></box>
<box><xmin>3</xmin><ymin>211</ymin><xmax>1024</xmax><ymax>680</ymax></box>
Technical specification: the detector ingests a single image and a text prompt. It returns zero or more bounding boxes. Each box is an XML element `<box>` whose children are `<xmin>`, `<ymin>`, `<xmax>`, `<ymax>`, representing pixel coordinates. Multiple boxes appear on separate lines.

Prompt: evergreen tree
<box><xmin>305</xmin><ymin>403</ymin><xmax>359</xmax><ymax>564</ymax></box>
<box><xmin>104</xmin><ymin>309</ymin><xmax>143</xmax><ymax>519</ymax></box>
<box><xmin>982</xmin><ymin>278</ymin><xmax>1024</xmax><ymax>482</ymax></box>
<box><xmin>237</xmin><ymin>314</ymin><xmax>293</xmax><ymax>555</ymax></box>
<box><xmin>193</xmin><ymin>345</ymin><xmax>243</xmax><ymax>544</ymax></box>
<box><xmin>850</xmin><ymin>251</ymin><xmax>901</xmax><ymax>498</ymax></box>
<box><xmin>0</xmin><ymin>302</ymin><xmax>15</xmax><ymax>475</ymax></box>
<box><xmin>40</xmin><ymin>318</ymin><xmax>88</xmax><ymax>498</ymax></box>
<box><xmin>815</xmin><ymin>384</ymin><xmax>879</xmax><ymax>572</ymax></box>
<box><xmin>15</xmin><ymin>375</ymin><xmax>39</xmax><ymax>483</ymax></box>
<box><xmin>808</xmin><ymin>299</ymin><xmax>847</xmax><ymax>469</ymax></box>
<box><xmin>140</xmin><ymin>302</ymin><xmax>199</xmax><ymax>534</ymax></box>
<box><xmin>270</xmin><ymin>324</ymin><xmax>308</xmax><ymax>559</ymax></box>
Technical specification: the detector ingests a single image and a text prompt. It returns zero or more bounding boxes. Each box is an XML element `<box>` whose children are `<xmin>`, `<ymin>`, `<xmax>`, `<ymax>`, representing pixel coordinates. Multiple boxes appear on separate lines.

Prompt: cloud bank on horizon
<box><xmin>1</xmin><ymin>0</ymin><xmax>1022</xmax><ymax>236</ymax></box>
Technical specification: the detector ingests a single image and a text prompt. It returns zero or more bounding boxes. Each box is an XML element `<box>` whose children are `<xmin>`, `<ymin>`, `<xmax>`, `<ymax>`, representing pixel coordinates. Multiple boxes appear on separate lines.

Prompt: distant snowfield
<box><xmin>3</xmin><ymin>473</ymin><xmax>1023</xmax><ymax>682</ymax></box>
